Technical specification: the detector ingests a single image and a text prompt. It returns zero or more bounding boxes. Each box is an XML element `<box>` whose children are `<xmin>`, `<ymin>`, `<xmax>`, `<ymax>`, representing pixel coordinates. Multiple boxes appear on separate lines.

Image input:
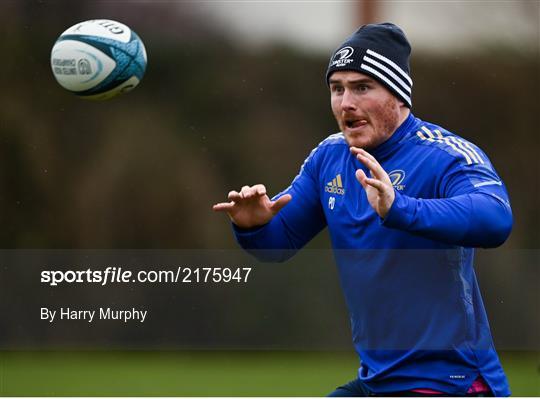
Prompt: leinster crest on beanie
<box><xmin>326</xmin><ymin>23</ymin><xmax>413</xmax><ymax>108</ymax></box>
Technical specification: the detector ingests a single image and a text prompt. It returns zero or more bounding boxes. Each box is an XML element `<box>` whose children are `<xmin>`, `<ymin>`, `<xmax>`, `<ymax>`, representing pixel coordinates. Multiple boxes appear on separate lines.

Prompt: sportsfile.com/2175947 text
<box><xmin>40</xmin><ymin>266</ymin><xmax>252</xmax><ymax>286</ymax></box>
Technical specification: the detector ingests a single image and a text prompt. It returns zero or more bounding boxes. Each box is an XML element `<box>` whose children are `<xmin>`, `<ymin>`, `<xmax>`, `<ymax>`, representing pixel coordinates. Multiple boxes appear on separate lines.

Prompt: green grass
<box><xmin>0</xmin><ymin>351</ymin><xmax>538</xmax><ymax>396</ymax></box>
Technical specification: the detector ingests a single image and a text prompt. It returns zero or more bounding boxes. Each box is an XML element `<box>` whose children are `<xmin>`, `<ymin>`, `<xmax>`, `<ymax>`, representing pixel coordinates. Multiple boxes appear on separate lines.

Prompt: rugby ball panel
<box><xmin>81</xmin><ymin>76</ymin><xmax>140</xmax><ymax>101</ymax></box>
<box><xmin>60</xmin><ymin>19</ymin><xmax>132</xmax><ymax>43</ymax></box>
<box><xmin>50</xmin><ymin>39</ymin><xmax>116</xmax><ymax>92</ymax></box>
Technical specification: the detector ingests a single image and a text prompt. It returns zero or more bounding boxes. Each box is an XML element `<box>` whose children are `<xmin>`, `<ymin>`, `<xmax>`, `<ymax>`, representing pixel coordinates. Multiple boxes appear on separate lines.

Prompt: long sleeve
<box><xmin>233</xmin><ymin>146</ymin><xmax>328</xmax><ymax>261</ymax></box>
<box><xmin>382</xmin><ymin>157</ymin><xmax>513</xmax><ymax>248</ymax></box>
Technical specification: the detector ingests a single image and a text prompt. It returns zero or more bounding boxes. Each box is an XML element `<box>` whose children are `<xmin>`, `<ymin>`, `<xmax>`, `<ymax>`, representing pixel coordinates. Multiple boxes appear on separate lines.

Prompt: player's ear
<box><xmin>398</xmin><ymin>100</ymin><xmax>409</xmax><ymax>110</ymax></box>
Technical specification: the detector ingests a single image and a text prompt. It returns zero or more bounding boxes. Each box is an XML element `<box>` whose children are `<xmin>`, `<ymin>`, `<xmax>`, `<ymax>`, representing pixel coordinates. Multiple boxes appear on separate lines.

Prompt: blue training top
<box><xmin>233</xmin><ymin>113</ymin><xmax>513</xmax><ymax>396</ymax></box>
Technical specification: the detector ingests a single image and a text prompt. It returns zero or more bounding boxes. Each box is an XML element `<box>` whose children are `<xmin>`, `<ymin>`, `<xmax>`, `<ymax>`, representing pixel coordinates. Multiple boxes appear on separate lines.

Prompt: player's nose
<box><xmin>341</xmin><ymin>88</ymin><xmax>357</xmax><ymax>111</ymax></box>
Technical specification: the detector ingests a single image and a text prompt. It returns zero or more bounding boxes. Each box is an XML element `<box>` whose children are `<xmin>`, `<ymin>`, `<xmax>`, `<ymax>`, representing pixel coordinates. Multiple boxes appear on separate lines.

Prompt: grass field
<box><xmin>0</xmin><ymin>351</ymin><xmax>538</xmax><ymax>396</ymax></box>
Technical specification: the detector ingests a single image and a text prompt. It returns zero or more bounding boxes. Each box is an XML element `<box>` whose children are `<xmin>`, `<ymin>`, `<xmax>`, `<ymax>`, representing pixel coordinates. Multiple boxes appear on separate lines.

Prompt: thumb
<box><xmin>270</xmin><ymin>194</ymin><xmax>292</xmax><ymax>214</ymax></box>
<box><xmin>355</xmin><ymin>169</ymin><xmax>368</xmax><ymax>189</ymax></box>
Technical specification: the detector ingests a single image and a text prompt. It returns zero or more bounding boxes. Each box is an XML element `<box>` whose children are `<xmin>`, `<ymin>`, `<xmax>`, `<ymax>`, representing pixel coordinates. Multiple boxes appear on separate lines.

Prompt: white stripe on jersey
<box><xmin>474</xmin><ymin>180</ymin><xmax>502</xmax><ymax>188</ymax></box>
<box><xmin>417</xmin><ymin>126</ymin><xmax>485</xmax><ymax>166</ymax></box>
<box><xmin>418</xmin><ymin>126</ymin><xmax>473</xmax><ymax>165</ymax></box>
<box><xmin>459</xmin><ymin>139</ymin><xmax>485</xmax><ymax>164</ymax></box>
<box><xmin>434</xmin><ymin>129</ymin><xmax>483</xmax><ymax>164</ymax></box>
<box><xmin>434</xmin><ymin>129</ymin><xmax>484</xmax><ymax>164</ymax></box>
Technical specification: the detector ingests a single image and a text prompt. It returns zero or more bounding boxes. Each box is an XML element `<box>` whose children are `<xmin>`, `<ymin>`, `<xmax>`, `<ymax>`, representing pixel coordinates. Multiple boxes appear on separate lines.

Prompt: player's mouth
<box><xmin>343</xmin><ymin>118</ymin><xmax>368</xmax><ymax>132</ymax></box>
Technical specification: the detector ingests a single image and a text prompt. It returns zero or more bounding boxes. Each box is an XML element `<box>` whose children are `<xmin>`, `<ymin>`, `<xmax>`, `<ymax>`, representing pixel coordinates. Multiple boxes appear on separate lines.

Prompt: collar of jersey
<box><xmin>370</xmin><ymin>112</ymin><xmax>417</xmax><ymax>160</ymax></box>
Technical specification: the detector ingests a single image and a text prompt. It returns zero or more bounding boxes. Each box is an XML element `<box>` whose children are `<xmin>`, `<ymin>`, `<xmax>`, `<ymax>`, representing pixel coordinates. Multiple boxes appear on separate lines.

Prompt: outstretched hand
<box><xmin>350</xmin><ymin>147</ymin><xmax>395</xmax><ymax>218</ymax></box>
<box><xmin>212</xmin><ymin>184</ymin><xmax>292</xmax><ymax>229</ymax></box>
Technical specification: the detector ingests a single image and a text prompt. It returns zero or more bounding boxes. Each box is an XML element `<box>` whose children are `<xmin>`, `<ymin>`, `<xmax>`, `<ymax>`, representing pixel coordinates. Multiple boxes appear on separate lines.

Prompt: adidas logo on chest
<box><xmin>325</xmin><ymin>174</ymin><xmax>345</xmax><ymax>195</ymax></box>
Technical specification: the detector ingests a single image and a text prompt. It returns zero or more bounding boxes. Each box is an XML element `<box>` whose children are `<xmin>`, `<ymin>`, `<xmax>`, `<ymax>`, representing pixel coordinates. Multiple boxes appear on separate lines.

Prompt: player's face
<box><xmin>329</xmin><ymin>71</ymin><xmax>408</xmax><ymax>150</ymax></box>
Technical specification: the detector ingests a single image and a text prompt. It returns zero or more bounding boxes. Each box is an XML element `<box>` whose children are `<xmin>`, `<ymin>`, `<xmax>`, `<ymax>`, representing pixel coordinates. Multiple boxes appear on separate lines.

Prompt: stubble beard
<box><xmin>343</xmin><ymin>97</ymin><xmax>402</xmax><ymax>150</ymax></box>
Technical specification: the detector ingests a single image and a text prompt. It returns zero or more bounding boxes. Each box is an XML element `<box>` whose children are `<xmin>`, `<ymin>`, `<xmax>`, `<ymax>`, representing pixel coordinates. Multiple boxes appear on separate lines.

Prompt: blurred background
<box><xmin>0</xmin><ymin>0</ymin><xmax>538</xmax><ymax>396</ymax></box>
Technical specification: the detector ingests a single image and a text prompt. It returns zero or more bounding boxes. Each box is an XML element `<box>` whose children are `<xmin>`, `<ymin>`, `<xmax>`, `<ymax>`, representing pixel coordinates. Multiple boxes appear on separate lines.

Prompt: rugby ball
<box><xmin>50</xmin><ymin>19</ymin><xmax>147</xmax><ymax>100</ymax></box>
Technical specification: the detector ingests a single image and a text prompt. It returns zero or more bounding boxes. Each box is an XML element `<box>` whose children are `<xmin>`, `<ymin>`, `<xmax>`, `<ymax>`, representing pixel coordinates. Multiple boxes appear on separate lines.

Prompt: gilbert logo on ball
<box><xmin>51</xmin><ymin>19</ymin><xmax>147</xmax><ymax>100</ymax></box>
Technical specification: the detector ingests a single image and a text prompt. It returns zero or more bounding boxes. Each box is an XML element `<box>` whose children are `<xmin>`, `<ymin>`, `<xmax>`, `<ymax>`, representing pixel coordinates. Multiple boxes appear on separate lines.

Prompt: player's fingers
<box><xmin>359</xmin><ymin>147</ymin><xmax>377</xmax><ymax>161</ymax></box>
<box><xmin>212</xmin><ymin>202</ymin><xmax>235</xmax><ymax>212</ymax></box>
<box><xmin>351</xmin><ymin>147</ymin><xmax>376</xmax><ymax>164</ymax></box>
<box><xmin>349</xmin><ymin>146</ymin><xmax>362</xmax><ymax>155</ymax></box>
<box><xmin>228</xmin><ymin>191</ymin><xmax>242</xmax><ymax>201</ymax></box>
<box><xmin>363</xmin><ymin>176</ymin><xmax>387</xmax><ymax>192</ymax></box>
<box><xmin>354</xmin><ymin>150</ymin><xmax>377</xmax><ymax>168</ymax></box>
<box><xmin>253</xmin><ymin>184</ymin><xmax>267</xmax><ymax>196</ymax></box>
<box><xmin>350</xmin><ymin>146</ymin><xmax>376</xmax><ymax>161</ymax></box>
<box><xmin>270</xmin><ymin>194</ymin><xmax>292</xmax><ymax>214</ymax></box>
<box><xmin>357</xmin><ymin>156</ymin><xmax>377</xmax><ymax>179</ymax></box>
<box><xmin>350</xmin><ymin>147</ymin><xmax>383</xmax><ymax>176</ymax></box>
<box><xmin>240</xmin><ymin>185</ymin><xmax>253</xmax><ymax>198</ymax></box>
<box><xmin>356</xmin><ymin>153</ymin><xmax>388</xmax><ymax>182</ymax></box>
<box><xmin>355</xmin><ymin>169</ymin><xmax>368</xmax><ymax>188</ymax></box>
<box><xmin>242</xmin><ymin>185</ymin><xmax>264</xmax><ymax>199</ymax></box>
<box><xmin>350</xmin><ymin>146</ymin><xmax>377</xmax><ymax>161</ymax></box>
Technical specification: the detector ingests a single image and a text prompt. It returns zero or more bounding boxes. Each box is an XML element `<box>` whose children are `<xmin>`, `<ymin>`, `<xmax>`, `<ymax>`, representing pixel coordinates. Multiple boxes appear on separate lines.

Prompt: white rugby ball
<box><xmin>50</xmin><ymin>19</ymin><xmax>147</xmax><ymax>100</ymax></box>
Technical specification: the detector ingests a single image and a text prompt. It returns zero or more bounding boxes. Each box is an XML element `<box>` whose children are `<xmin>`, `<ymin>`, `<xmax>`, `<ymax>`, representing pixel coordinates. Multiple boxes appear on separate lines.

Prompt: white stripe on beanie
<box><xmin>360</xmin><ymin>63</ymin><xmax>412</xmax><ymax>107</ymax></box>
<box><xmin>366</xmin><ymin>49</ymin><xmax>412</xmax><ymax>86</ymax></box>
<box><xmin>363</xmin><ymin>55</ymin><xmax>411</xmax><ymax>94</ymax></box>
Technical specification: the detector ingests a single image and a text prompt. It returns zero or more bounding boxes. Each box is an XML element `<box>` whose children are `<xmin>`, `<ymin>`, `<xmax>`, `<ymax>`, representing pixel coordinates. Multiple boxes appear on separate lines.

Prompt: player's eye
<box><xmin>330</xmin><ymin>85</ymin><xmax>344</xmax><ymax>94</ymax></box>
